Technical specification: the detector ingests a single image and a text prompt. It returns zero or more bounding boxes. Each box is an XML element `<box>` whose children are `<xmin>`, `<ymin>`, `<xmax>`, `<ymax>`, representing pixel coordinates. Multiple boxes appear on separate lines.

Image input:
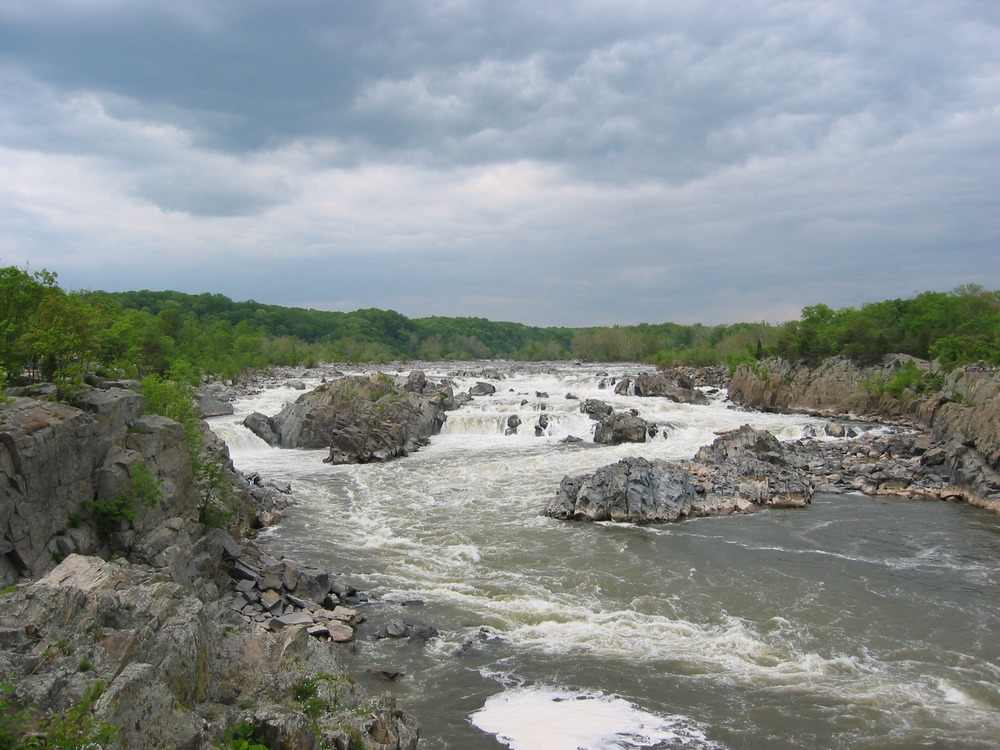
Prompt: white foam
<box><xmin>937</xmin><ymin>679</ymin><xmax>972</xmax><ymax>705</ymax></box>
<box><xmin>470</xmin><ymin>685</ymin><xmax>720</xmax><ymax>750</ymax></box>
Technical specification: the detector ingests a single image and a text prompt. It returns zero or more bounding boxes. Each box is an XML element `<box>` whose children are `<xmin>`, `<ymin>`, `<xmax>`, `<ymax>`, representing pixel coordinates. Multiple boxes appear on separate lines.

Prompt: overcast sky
<box><xmin>1</xmin><ymin>1</ymin><xmax>998</xmax><ymax>326</ymax></box>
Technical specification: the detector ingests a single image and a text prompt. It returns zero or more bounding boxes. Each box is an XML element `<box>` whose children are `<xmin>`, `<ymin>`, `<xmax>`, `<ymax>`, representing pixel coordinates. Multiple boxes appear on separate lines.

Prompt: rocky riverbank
<box><xmin>728</xmin><ymin>356</ymin><xmax>1000</xmax><ymax>512</ymax></box>
<box><xmin>548</xmin><ymin>354</ymin><xmax>999</xmax><ymax>526</ymax></box>
<box><xmin>0</xmin><ymin>378</ymin><xmax>419</xmax><ymax>749</ymax></box>
<box><xmin>545</xmin><ymin>420</ymin><xmax>959</xmax><ymax>524</ymax></box>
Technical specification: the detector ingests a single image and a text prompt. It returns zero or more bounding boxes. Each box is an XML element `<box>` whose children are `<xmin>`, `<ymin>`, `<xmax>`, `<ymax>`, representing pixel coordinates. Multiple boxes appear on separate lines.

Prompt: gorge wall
<box><xmin>0</xmin><ymin>383</ymin><xmax>418</xmax><ymax>750</ymax></box>
<box><xmin>728</xmin><ymin>356</ymin><xmax>1000</xmax><ymax>512</ymax></box>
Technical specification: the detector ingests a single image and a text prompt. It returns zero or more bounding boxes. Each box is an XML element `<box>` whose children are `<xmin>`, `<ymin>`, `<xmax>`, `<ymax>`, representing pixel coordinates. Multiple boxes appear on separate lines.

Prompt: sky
<box><xmin>1</xmin><ymin>1</ymin><xmax>998</xmax><ymax>327</ymax></box>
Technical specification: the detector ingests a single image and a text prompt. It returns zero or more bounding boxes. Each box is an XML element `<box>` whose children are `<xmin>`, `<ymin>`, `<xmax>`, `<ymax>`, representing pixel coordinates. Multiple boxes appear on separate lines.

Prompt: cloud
<box><xmin>0</xmin><ymin>0</ymin><xmax>997</xmax><ymax>327</ymax></box>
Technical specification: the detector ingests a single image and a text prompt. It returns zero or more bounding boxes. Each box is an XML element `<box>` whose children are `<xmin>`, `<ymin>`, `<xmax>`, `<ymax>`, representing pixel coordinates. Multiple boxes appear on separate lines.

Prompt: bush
<box><xmin>213</xmin><ymin>721</ymin><xmax>269</xmax><ymax>750</ymax></box>
<box><xmin>0</xmin><ymin>679</ymin><xmax>116</xmax><ymax>749</ymax></box>
<box><xmin>87</xmin><ymin>461</ymin><xmax>161</xmax><ymax>537</ymax></box>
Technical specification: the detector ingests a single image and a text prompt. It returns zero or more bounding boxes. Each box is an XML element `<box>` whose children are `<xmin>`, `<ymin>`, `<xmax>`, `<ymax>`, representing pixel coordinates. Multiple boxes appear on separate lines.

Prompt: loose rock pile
<box><xmin>789</xmin><ymin>427</ymin><xmax>961</xmax><ymax>500</ymax></box>
<box><xmin>224</xmin><ymin>542</ymin><xmax>366</xmax><ymax>643</ymax></box>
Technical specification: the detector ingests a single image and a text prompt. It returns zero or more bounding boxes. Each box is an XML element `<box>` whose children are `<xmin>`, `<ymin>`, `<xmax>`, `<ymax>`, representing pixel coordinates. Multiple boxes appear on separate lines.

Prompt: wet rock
<box><xmin>242</xmin><ymin>373</ymin><xmax>450</xmax><ymax>465</ymax></box>
<box><xmin>632</xmin><ymin>370</ymin><xmax>710</xmax><ymax>405</ymax></box>
<box><xmin>194</xmin><ymin>384</ymin><xmax>235</xmax><ymax>417</ymax></box>
<box><xmin>594</xmin><ymin>412</ymin><xmax>648</xmax><ymax>445</ymax></box>
<box><xmin>580</xmin><ymin>399</ymin><xmax>613</xmax><ymax>420</ymax></box>
<box><xmin>470</xmin><ymin>382</ymin><xmax>497</xmax><ymax>397</ymax></box>
<box><xmin>548</xmin><ymin>426</ymin><xmax>814</xmax><ymax>523</ymax></box>
<box><xmin>377</xmin><ymin>618</ymin><xmax>439</xmax><ymax>643</ymax></box>
<box><xmin>547</xmin><ymin>457</ymin><xmax>701</xmax><ymax>523</ymax></box>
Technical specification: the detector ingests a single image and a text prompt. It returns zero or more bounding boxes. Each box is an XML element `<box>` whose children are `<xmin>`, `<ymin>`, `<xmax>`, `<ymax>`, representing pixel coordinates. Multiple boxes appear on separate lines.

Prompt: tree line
<box><xmin>1</xmin><ymin>264</ymin><xmax>998</xmax><ymax>395</ymax></box>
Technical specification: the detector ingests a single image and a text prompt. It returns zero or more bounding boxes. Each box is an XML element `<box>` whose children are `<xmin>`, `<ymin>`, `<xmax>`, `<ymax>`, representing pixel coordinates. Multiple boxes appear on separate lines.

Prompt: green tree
<box><xmin>0</xmin><ymin>265</ymin><xmax>58</xmax><ymax>382</ymax></box>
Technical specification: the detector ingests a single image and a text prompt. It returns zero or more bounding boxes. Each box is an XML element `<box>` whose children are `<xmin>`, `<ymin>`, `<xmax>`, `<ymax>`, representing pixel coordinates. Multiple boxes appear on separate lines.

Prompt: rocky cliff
<box><xmin>728</xmin><ymin>356</ymin><xmax>1000</xmax><ymax>512</ymax></box>
<box><xmin>0</xmin><ymin>382</ymin><xmax>419</xmax><ymax>749</ymax></box>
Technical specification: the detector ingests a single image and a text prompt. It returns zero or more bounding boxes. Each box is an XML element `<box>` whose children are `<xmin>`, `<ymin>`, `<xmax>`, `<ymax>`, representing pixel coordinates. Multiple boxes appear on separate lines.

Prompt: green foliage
<box><xmin>291</xmin><ymin>673</ymin><xmax>340</xmax><ymax>721</ymax></box>
<box><xmin>0</xmin><ymin>681</ymin><xmax>25</xmax><ymax>750</ymax></box>
<box><xmin>0</xmin><ymin>266</ymin><xmax>58</xmax><ymax>384</ymax></box>
<box><xmin>0</xmin><ymin>679</ymin><xmax>116</xmax><ymax>750</ymax></box>
<box><xmin>880</xmin><ymin>361</ymin><xmax>946</xmax><ymax>400</ymax></box>
<box><xmin>4</xmin><ymin>265</ymin><xmax>1000</xmax><ymax>380</ymax></box>
<box><xmin>197</xmin><ymin>458</ymin><xmax>237</xmax><ymax>529</ymax></box>
<box><xmin>87</xmin><ymin>461</ymin><xmax>161</xmax><ymax>537</ymax></box>
<box><xmin>771</xmin><ymin>286</ymin><xmax>1000</xmax><ymax>367</ymax></box>
<box><xmin>141</xmin><ymin>372</ymin><xmax>203</xmax><ymax>450</ymax></box>
<box><xmin>366</xmin><ymin>373</ymin><xmax>396</xmax><ymax>401</ymax></box>
<box><xmin>0</xmin><ymin>371</ymin><xmax>10</xmax><ymax>407</ymax></box>
<box><xmin>213</xmin><ymin>721</ymin><xmax>270</xmax><ymax>750</ymax></box>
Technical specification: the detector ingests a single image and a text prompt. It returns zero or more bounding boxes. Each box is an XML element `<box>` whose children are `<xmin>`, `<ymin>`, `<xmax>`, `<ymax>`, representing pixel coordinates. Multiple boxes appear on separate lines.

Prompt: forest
<box><xmin>1</xmin><ymin>264</ymin><xmax>998</xmax><ymax>396</ymax></box>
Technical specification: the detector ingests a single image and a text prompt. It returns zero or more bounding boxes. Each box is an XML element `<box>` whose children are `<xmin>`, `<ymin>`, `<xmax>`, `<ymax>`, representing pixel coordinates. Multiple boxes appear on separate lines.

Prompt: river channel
<box><xmin>208</xmin><ymin>362</ymin><xmax>1000</xmax><ymax>750</ymax></box>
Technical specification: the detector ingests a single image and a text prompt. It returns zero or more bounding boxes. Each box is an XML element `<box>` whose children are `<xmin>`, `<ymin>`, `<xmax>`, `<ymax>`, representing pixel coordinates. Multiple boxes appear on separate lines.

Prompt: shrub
<box><xmin>213</xmin><ymin>721</ymin><xmax>269</xmax><ymax>750</ymax></box>
<box><xmin>0</xmin><ymin>679</ymin><xmax>116</xmax><ymax>749</ymax></box>
<box><xmin>87</xmin><ymin>461</ymin><xmax>161</xmax><ymax>537</ymax></box>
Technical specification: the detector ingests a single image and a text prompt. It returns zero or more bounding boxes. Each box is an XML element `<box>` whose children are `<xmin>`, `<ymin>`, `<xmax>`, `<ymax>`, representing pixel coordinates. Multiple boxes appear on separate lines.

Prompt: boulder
<box><xmin>242</xmin><ymin>374</ymin><xmax>449</xmax><ymax>464</ymax></box>
<box><xmin>631</xmin><ymin>371</ymin><xmax>709</xmax><ymax>405</ymax></box>
<box><xmin>547</xmin><ymin>457</ymin><xmax>701</xmax><ymax>523</ymax></box>
<box><xmin>593</xmin><ymin>412</ymin><xmax>648</xmax><ymax>444</ymax></box>
<box><xmin>469</xmin><ymin>381</ymin><xmax>497</xmax><ymax>397</ymax></box>
<box><xmin>580</xmin><ymin>399</ymin><xmax>613</xmax><ymax>420</ymax></box>
<box><xmin>194</xmin><ymin>384</ymin><xmax>235</xmax><ymax>417</ymax></box>
<box><xmin>505</xmin><ymin>415</ymin><xmax>521</xmax><ymax>435</ymax></box>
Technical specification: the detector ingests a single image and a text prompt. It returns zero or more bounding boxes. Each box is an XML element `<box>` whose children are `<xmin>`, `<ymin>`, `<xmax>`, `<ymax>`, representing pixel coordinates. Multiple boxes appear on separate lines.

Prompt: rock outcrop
<box><xmin>728</xmin><ymin>356</ymin><xmax>896</xmax><ymax>416</ymax></box>
<box><xmin>0</xmin><ymin>387</ymin><xmax>195</xmax><ymax>585</ymax></box>
<box><xmin>0</xmin><ymin>554</ymin><xmax>418</xmax><ymax>750</ymax></box>
<box><xmin>0</xmin><ymin>383</ymin><xmax>420</xmax><ymax>749</ymax></box>
<box><xmin>244</xmin><ymin>371</ymin><xmax>452</xmax><ymax>464</ymax></box>
<box><xmin>614</xmin><ymin>369</ymin><xmax>709</xmax><ymax>405</ymax></box>
<box><xmin>547</xmin><ymin>426</ymin><xmax>813</xmax><ymax>523</ymax></box>
<box><xmin>194</xmin><ymin>383</ymin><xmax>235</xmax><ymax>417</ymax></box>
<box><xmin>729</xmin><ymin>357</ymin><xmax>1000</xmax><ymax>511</ymax></box>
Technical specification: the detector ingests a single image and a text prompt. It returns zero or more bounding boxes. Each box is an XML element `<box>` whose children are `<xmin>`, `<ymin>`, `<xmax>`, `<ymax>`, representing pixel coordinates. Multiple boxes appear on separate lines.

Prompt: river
<box><xmin>208</xmin><ymin>362</ymin><xmax>1000</xmax><ymax>750</ymax></box>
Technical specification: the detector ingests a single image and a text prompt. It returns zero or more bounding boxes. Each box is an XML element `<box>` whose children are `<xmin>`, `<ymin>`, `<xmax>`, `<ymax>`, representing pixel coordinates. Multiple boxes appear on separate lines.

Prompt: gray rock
<box><xmin>194</xmin><ymin>385</ymin><xmax>235</xmax><ymax>417</ymax></box>
<box><xmin>548</xmin><ymin>426</ymin><xmax>814</xmax><ymax>524</ymax></box>
<box><xmin>470</xmin><ymin>381</ymin><xmax>497</xmax><ymax>396</ymax></box>
<box><xmin>270</xmin><ymin>611</ymin><xmax>316</xmax><ymax>629</ymax></box>
<box><xmin>547</xmin><ymin>457</ymin><xmax>701</xmax><ymax>523</ymax></box>
<box><xmin>630</xmin><ymin>371</ymin><xmax>709</xmax><ymax>405</ymax></box>
<box><xmin>580</xmin><ymin>399</ymin><xmax>613</xmax><ymax>420</ymax></box>
<box><xmin>594</xmin><ymin>412</ymin><xmax>648</xmax><ymax>444</ymax></box>
<box><xmin>242</xmin><ymin>374</ymin><xmax>449</xmax><ymax>464</ymax></box>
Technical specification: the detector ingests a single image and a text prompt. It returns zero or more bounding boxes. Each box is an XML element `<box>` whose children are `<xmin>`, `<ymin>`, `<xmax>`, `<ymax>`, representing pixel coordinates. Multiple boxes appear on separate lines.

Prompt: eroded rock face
<box><xmin>547</xmin><ymin>426</ymin><xmax>813</xmax><ymax>523</ymax></box>
<box><xmin>728</xmin><ymin>356</ymin><xmax>894</xmax><ymax>416</ymax></box>
<box><xmin>243</xmin><ymin>372</ymin><xmax>452</xmax><ymax>464</ymax></box>
<box><xmin>0</xmin><ymin>388</ymin><xmax>196</xmax><ymax>585</ymax></box>
<box><xmin>0</xmin><ymin>383</ymin><xmax>421</xmax><ymax>749</ymax></box>
<box><xmin>728</xmin><ymin>357</ymin><xmax>1000</xmax><ymax>510</ymax></box>
<box><xmin>0</xmin><ymin>554</ymin><xmax>419</xmax><ymax>750</ymax></box>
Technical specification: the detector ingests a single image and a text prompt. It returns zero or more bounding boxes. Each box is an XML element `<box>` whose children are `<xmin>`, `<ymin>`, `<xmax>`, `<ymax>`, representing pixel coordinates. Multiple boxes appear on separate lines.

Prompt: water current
<box><xmin>207</xmin><ymin>362</ymin><xmax>1000</xmax><ymax>750</ymax></box>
